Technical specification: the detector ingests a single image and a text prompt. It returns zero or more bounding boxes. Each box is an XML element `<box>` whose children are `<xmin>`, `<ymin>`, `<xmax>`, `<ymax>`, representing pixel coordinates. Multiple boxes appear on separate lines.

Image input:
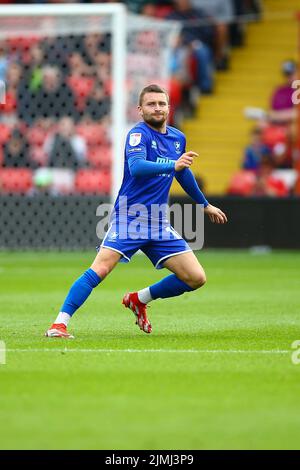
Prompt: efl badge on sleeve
<box><xmin>129</xmin><ymin>133</ymin><xmax>142</xmax><ymax>146</ymax></box>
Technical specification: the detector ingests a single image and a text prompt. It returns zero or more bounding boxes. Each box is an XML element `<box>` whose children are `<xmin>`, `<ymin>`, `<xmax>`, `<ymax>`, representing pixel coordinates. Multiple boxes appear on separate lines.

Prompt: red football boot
<box><xmin>45</xmin><ymin>323</ymin><xmax>74</xmax><ymax>339</ymax></box>
<box><xmin>122</xmin><ymin>292</ymin><xmax>152</xmax><ymax>334</ymax></box>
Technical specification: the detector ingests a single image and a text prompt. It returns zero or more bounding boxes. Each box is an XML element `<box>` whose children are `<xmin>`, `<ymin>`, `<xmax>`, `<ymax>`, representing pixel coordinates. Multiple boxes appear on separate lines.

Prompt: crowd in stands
<box><xmin>228</xmin><ymin>59</ymin><xmax>299</xmax><ymax>197</ymax></box>
<box><xmin>0</xmin><ymin>31</ymin><xmax>113</xmax><ymax>195</ymax></box>
<box><xmin>0</xmin><ymin>0</ymin><xmax>263</xmax><ymax>195</ymax></box>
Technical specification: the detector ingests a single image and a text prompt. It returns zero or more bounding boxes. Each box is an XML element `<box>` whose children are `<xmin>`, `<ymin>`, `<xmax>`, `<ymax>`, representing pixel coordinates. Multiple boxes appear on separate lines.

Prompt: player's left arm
<box><xmin>203</xmin><ymin>203</ymin><xmax>228</xmax><ymax>224</ymax></box>
<box><xmin>175</xmin><ymin>167</ymin><xmax>228</xmax><ymax>224</ymax></box>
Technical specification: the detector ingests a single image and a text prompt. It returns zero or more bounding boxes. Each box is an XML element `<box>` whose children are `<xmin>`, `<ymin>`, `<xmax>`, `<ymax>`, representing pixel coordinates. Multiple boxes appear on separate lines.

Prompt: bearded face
<box><xmin>138</xmin><ymin>92</ymin><xmax>170</xmax><ymax>130</ymax></box>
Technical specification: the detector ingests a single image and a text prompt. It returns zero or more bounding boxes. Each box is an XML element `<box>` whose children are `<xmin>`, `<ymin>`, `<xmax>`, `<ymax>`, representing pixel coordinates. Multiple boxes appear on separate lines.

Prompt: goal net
<box><xmin>0</xmin><ymin>4</ymin><xmax>180</xmax><ymax>249</ymax></box>
<box><xmin>0</xmin><ymin>4</ymin><xmax>178</xmax><ymax>201</ymax></box>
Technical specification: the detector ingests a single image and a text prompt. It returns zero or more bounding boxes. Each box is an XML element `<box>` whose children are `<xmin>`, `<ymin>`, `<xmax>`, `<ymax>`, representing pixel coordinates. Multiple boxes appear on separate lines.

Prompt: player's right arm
<box><xmin>128</xmin><ymin>147</ymin><xmax>198</xmax><ymax>178</ymax></box>
<box><xmin>128</xmin><ymin>156</ymin><xmax>176</xmax><ymax>177</ymax></box>
<box><xmin>126</xmin><ymin>129</ymin><xmax>176</xmax><ymax>177</ymax></box>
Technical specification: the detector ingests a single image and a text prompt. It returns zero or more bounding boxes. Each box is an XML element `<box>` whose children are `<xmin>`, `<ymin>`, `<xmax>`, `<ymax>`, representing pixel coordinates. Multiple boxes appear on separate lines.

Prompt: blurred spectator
<box><xmin>0</xmin><ymin>40</ymin><xmax>8</xmax><ymax>82</ymax></box>
<box><xmin>190</xmin><ymin>0</ymin><xmax>233</xmax><ymax>22</ymax></box>
<box><xmin>189</xmin><ymin>0</ymin><xmax>231</xmax><ymax>69</ymax></box>
<box><xmin>251</xmin><ymin>156</ymin><xmax>289</xmax><ymax>197</ymax></box>
<box><xmin>18</xmin><ymin>44</ymin><xmax>45</xmax><ymax>124</ymax></box>
<box><xmin>94</xmin><ymin>52</ymin><xmax>111</xmax><ymax>95</ymax></box>
<box><xmin>3</xmin><ymin>128</ymin><xmax>35</xmax><ymax>168</ymax></box>
<box><xmin>167</xmin><ymin>0</ymin><xmax>215</xmax><ymax>94</ymax></box>
<box><xmin>252</xmin><ymin>60</ymin><xmax>298</xmax><ymax>170</ymax></box>
<box><xmin>84</xmin><ymin>81</ymin><xmax>111</xmax><ymax>123</ymax></box>
<box><xmin>26</xmin><ymin>44</ymin><xmax>45</xmax><ymax>92</ymax></box>
<box><xmin>29</xmin><ymin>65</ymin><xmax>78</xmax><ymax>125</ymax></box>
<box><xmin>68</xmin><ymin>51</ymin><xmax>93</xmax><ymax>78</ymax></box>
<box><xmin>80</xmin><ymin>33</ymin><xmax>111</xmax><ymax>68</ymax></box>
<box><xmin>229</xmin><ymin>0</ymin><xmax>261</xmax><ymax>47</ymax></box>
<box><xmin>108</xmin><ymin>0</ymin><xmax>173</xmax><ymax>15</ymax></box>
<box><xmin>66</xmin><ymin>52</ymin><xmax>95</xmax><ymax>112</ymax></box>
<box><xmin>42</xmin><ymin>36</ymin><xmax>73</xmax><ymax>74</ymax></box>
<box><xmin>269</xmin><ymin>59</ymin><xmax>297</xmax><ymax>125</ymax></box>
<box><xmin>244</xmin><ymin>60</ymin><xmax>297</xmax><ymax>171</ymax></box>
<box><xmin>243</xmin><ymin>0</ymin><xmax>262</xmax><ymax>17</ymax></box>
<box><xmin>242</xmin><ymin>127</ymin><xmax>272</xmax><ymax>171</ymax></box>
<box><xmin>0</xmin><ymin>61</ymin><xmax>23</xmax><ymax>126</ymax></box>
<box><xmin>44</xmin><ymin>116</ymin><xmax>87</xmax><ymax>169</ymax></box>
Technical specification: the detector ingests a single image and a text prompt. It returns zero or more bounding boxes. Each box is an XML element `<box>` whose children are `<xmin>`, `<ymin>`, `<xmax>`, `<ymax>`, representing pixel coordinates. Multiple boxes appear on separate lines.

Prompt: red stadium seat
<box><xmin>155</xmin><ymin>5</ymin><xmax>174</xmax><ymax>18</ymax></box>
<box><xmin>0</xmin><ymin>168</ymin><xmax>33</xmax><ymax>193</ymax></box>
<box><xmin>0</xmin><ymin>91</ymin><xmax>17</xmax><ymax>114</ymax></box>
<box><xmin>228</xmin><ymin>170</ymin><xmax>256</xmax><ymax>196</ymax></box>
<box><xmin>76</xmin><ymin>124</ymin><xmax>109</xmax><ymax>147</ymax></box>
<box><xmin>87</xmin><ymin>145</ymin><xmax>112</xmax><ymax>169</ymax></box>
<box><xmin>6</xmin><ymin>36</ymin><xmax>41</xmax><ymax>64</ymax></box>
<box><xmin>75</xmin><ymin>169</ymin><xmax>111</xmax><ymax>194</ymax></box>
<box><xmin>262</xmin><ymin>125</ymin><xmax>287</xmax><ymax>148</ymax></box>
<box><xmin>6</xmin><ymin>36</ymin><xmax>40</xmax><ymax>52</ymax></box>
<box><xmin>0</xmin><ymin>124</ymin><xmax>11</xmax><ymax>144</ymax></box>
<box><xmin>67</xmin><ymin>76</ymin><xmax>95</xmax><ymax>111</ymax></box>
<box><xmin>27</xmin><ymin>126</ymin><xmax>48</xmax><ymax>147</ymax></box>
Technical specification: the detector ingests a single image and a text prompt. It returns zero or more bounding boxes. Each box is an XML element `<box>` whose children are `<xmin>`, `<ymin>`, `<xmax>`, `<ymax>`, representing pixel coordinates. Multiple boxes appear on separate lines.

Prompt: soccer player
<box><xmin>45</xmin><ymin>84</ymin><xmax>227</xmax><ymax>338</ymax></box>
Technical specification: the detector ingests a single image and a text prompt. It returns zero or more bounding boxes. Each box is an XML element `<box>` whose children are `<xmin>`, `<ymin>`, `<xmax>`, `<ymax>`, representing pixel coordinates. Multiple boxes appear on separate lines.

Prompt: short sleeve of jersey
<box><xmin>125</xmin><ymin>127</ymin><xmax>148</xmax><ymax>161</ymax></box>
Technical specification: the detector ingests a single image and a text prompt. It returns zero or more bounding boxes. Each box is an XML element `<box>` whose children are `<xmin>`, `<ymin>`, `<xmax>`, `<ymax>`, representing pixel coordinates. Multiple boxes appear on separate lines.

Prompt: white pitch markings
<box><xmin>3</xmin><ymin>348</ymin><xmax>290</xmax><ymax>354</ymax></box>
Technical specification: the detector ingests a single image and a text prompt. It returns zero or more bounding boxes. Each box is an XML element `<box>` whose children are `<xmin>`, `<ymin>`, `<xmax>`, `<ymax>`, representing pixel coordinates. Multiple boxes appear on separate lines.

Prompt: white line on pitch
<box><xmin>3</xmin><ymin>348</ymin><xmax>290</xmax><ymax>354</ymax></box>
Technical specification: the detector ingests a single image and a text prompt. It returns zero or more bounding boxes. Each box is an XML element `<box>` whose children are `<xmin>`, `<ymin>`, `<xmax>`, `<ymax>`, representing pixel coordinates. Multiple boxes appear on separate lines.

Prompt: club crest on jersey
<box><xmin>129</xmin><ymin>133</ymin><xmax>142</xmax><ymax>146</ymax></box>
<box><xmin>174</xmin><ymin>141</ymin><xmax>181</xmax><ymax>153</ymax></box>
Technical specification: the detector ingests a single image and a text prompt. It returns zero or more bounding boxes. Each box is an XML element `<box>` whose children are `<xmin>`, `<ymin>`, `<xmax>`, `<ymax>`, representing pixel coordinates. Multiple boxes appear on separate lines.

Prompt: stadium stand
<box><xmin>174</xmin><ymin>0</ymin><xmax>298</xmax><ymax>195</ymax></box>
<box><xmin>0</xmin><ymin>0</ymin><xmax>229</xmax><ymax>196</ymax></box>
<box><xmin>0</xmin><ymin>0</ymin><xmax>298</xmax><ymax>199</ymax></box>
<box><xmin>0</xmin><ymin>20</ymin><xmax>114</xmax><ymax>194</ymax></box>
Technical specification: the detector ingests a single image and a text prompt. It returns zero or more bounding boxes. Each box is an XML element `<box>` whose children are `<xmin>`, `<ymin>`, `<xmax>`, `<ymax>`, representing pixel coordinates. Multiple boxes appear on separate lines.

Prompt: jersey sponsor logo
<box><xmin>156</xmin><ymin>156</ymin><xmax>172</xmax><ymax>178</ymax></box>
<box><xmin>151</xmin><ymin>140</ymin><xmax>157</xmax><ymax>150</ymax></box>
<box><xmin>129</xmin><ymin>133</ymin><xmax>142</xmax><ymax>146</ymax></box>
<box><xmin>156</xmin><ymin>156</ymin><xmax>169</xmax><ymax>164</ymax></box>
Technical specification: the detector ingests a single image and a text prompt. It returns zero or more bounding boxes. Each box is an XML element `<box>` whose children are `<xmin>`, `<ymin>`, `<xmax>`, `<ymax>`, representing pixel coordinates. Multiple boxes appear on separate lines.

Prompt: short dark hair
<box><xmin>139</xmin><ymin>84</ymin><xmax>169</xmax><ymax>106</ymax></box>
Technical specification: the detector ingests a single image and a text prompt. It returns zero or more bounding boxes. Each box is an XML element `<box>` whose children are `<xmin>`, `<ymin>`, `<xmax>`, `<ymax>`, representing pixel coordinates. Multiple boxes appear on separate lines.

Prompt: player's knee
<box><xmin>180</xmin><ymin>270</ymin><xmax>206</xmax><ymax>289</ymax></box>
<box><xmin>188</xmin><ymin>271</ymin><xmax>206</xmax><ymax>289</ymax></box>
<box><xmin>91</xmin><ymin>263</ymin><xmax>111</xmax><ymax>280</ymax></box>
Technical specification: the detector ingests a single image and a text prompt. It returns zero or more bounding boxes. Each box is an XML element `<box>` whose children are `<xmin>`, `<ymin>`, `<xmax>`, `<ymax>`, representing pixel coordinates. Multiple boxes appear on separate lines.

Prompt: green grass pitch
<box><xmin>0</xmin><ymin>250</ymin><xmax>300</xmax><ymax>450</ymax></box>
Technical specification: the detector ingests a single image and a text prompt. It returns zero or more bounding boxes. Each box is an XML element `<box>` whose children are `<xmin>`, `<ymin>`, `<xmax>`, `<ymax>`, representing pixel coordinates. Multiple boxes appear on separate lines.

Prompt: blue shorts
<box><xmin>100</xmin><ymin>221</ymin><xmax>192</xmax><ymax>269</ymax></box>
